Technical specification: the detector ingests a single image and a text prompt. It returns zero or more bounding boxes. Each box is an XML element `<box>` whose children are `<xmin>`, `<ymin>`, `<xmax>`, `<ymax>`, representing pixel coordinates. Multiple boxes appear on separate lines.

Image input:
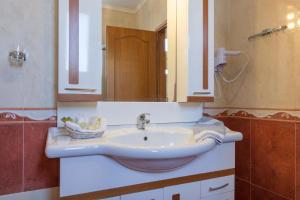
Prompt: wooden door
<box><xmin>157</xmin><ymin>26</ymin><xmax>167</xmax><ymax>102</ymax></box>
<box><xmin>106</xmin><ymin>26</ymin><xmax>157</xmax><ymax>101</ymax></box>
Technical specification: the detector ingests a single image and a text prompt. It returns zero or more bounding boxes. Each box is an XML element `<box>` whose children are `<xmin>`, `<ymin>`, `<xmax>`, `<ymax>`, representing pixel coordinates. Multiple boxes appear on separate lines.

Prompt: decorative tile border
<box><xmin>24</xmin><ymin>115</ymin><xmax>57</xmax><ymax>122</ymax></box>
<box><xmin>204</xmin><ymin>108</ymin><xmax>300</xmax><ymax>122</ymax></box>
<box><xmin>264</xmin><ymin>112</ymin><xmax>300</xmax><ymax>121</ymax></box>
<box><xmin>0</xmin><ymin>112</ymin><xmax>23</xmax><ymax>122</ymax></box>
<box><xmin>0</xmin><ymin>110</ymin><xmax>57</xmax><ymax>122</ymax></box>
<box><xmin>229</xmin><ymin>111</ymin><xmax>256</xmax><ymax>118</ymax></box>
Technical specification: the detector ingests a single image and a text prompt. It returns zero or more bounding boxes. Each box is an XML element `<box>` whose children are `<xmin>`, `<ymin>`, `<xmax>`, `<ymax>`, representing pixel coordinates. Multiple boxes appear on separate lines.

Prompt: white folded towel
<box><xmin>65</xmin><ymin>117</ymin><xmax>107</xmax><ymax>134</ymax></box>
<box><xmin>193</xmin><ymin>117</ymin><xmax>226</xmax><ymax>144</ymax></box>
<box><xmin>194</xmin><ymin>130</ymin><xmax>225</xmax><ymax>144</ymax></box>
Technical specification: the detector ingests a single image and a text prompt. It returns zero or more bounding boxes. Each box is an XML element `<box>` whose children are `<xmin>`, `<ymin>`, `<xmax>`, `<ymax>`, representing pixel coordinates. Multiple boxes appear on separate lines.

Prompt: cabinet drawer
<box><xmin>201</xmin><ymin>175</ymin><xmax>234</xmax><ymax>197</ymax></box>
<box><xmin>121</xmin><ymin>189</ymin><xmax>163</xmax><ymax>200</ymax></box>
<box><xmin>202</xmin><ymin>192</ymin><xmax>234</xmax><ymax>200</ymax></box>
<box><xmin>164</xmin><ymin>182</ymin><xmax>201</xmax><ymax>200</ymax></box>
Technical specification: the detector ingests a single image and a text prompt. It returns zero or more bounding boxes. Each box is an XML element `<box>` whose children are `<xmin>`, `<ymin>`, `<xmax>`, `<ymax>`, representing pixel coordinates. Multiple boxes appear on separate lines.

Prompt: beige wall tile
<box><xmin>102</xmin><ymin>8</ymin><xmax>137</xmax><ymax>43</ymax></box>
<box><xmin>136</xmin><ymin>0</ymin><xmax>167</xmax><ymax>31</ymax></box>
<box><xmin>0</xmin><ymin>0</ymin><xmax>57</xmax><ymax>108</ymax></box>
<box><xmin>211</xmin><ymin>0</ymin><xmax>300</xmax><ymax>110</ymax></box>
<box><xmin>206</xmin><ymin>0</ymin><xmax>231</xmax><ymax>108</ymax></box>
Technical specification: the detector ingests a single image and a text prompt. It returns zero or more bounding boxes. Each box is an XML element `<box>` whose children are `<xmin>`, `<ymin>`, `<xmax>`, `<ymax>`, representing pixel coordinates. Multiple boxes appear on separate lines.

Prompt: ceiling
<box><xmin>102</xmin><ymin>0</ymin><xmax>146</xmax><ymax>13</ymax></box>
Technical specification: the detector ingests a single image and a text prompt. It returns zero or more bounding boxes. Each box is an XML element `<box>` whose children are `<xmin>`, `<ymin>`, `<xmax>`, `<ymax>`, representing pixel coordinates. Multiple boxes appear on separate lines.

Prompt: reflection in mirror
<box><xmin>101</xmin><ymin>0</ymin><xmax>175</xmax><ymax>102</ymax></box>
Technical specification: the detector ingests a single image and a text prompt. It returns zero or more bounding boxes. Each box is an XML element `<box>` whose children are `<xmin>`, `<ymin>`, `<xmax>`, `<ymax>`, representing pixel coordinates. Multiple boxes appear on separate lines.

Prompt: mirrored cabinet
<box><xmin>58</xmin><ymin>0</ymin><xmax>103</xmax><ymax>102</ymax></box>
<box><xmin>57</xmin><ymin>0</ymin><xmax>214</xmax><ymax>103</ymax></box>
<box><xmin>176</xmin><ymin>0</ymin><xmax>215</xmax><ymax>102</ymax></box>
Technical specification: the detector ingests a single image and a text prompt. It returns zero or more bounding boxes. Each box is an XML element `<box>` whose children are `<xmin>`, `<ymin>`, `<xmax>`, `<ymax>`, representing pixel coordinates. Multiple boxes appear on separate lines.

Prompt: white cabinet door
<box><xmin>58</xmin><ymin>0</ymin><xmax>102</xmax><ymax>101</ymax></box>
<box><xmin>201</xmin><ymin>175</ymin><xmax>234</xmax><ymax>198</ymax></box>
<box><xmin>201</xmin><ymin>192</ymin><xmax>234</xmax><ymax>200</ymax></box>
<box><xmin>164</xmin><ymin>182</ymin><xmax>201</xmax><ymax>200</ymax></box>
<box><xmin>176</xmin><ymin>0</ymin><xmax>215</xmax><ymax>102</ymax></box>
<box><xmin>121</xmin><ymin>189</ymin><xmax>163</xmax><ymax>200</ymax></box>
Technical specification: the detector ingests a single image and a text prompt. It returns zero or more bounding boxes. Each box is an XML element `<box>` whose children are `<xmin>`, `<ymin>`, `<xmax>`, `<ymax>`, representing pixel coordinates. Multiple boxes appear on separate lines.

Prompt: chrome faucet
<box><xmin>137</xmin><ymin>113</ymin><xmax>150</xmax><ymax>130</ymax></box>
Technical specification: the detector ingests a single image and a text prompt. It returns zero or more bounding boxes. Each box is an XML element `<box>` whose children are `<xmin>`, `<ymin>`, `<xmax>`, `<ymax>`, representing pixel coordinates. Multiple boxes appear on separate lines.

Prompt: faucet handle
<box><xmin>138</xmin><ymin>113</ymin><xmax>150</xmax><ymax>120</ymax></box>
<box><xmin>138</xmin><ymin>113</ymin><xmax>151</xmax><ymax>124</ymax></box>
<box><xmin>137</xmin><ymin>113</ymin><xmax>151</xmax><ymax>130</ymax></box>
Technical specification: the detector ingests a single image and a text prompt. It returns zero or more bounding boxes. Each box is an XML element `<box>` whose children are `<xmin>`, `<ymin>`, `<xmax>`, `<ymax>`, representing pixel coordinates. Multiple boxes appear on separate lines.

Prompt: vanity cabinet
<box><xmin>201</xmin><ymin>175</ymin><xmax>234</xmax><ymax>198</ymax></box>
<box><xmin>176</xmin><ymin>0</ymin><xmax>215</xmax><ymax>102</ymax></box>
<box><xmin>164</xmin><ymin>182</ymin><xmax>201</xmax><ymax>200</ymax></box>
<box><xmin>202</xmin><ymin>192</ymin><xmax>234</xmax><ymax>200</ymax></box>
<box><xmin>101</xmin><ymin>197</ymin><xmax>121</xmax><ymax>200</ymax></box>
<box><xmin>121</xmin><ymin>189</ymin><xmax>163</xmax><ymax>200</ymax></box>
<box><xmin>58</xmin><ymin>0</ymin><xmax>102</xmax><ymax>102</ymax></box>
<box><xmin>118</xmin><ymin>176</ymin><xmax>234</xmax><ymax>200</ymax></box>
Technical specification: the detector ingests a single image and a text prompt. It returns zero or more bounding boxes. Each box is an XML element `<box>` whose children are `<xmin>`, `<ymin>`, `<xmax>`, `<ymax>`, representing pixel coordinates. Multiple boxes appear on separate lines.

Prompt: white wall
<box><xmin>136</xmin><ymin>0</ymin><xmax>167</xmax><ymax>31</ymax></box>
<box><xmin>57</xmin><ymin>102</ymin><xmax>203</xmax><ymax>126</ymax></box>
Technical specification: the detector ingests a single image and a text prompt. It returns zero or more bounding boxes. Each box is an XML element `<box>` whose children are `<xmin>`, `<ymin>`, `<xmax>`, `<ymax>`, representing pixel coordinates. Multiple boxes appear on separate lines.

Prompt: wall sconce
<box><xmin>9</xmin><ymin>45</ymin><xmax>27</xmax><ymax>66</ymax></box>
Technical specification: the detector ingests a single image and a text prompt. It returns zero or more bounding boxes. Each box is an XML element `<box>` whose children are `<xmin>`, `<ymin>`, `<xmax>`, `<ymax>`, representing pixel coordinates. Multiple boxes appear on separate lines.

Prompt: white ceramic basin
<box><xmin>101</xmin><ymin>127</ymin><xmax>216</xmax><ymax>172</ymax></box>
<box><xmin>46</xmin><ymin>127</ymin><xmax>243</xmax><ymax>172</ymax></box>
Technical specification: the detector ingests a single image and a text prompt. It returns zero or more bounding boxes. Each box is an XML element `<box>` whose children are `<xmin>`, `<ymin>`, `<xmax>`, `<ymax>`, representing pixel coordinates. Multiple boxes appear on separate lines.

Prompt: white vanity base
<box><xmin>60</xmin><ymin>143</ymin><xmax>235</xmax><ymax>199</ymax></box>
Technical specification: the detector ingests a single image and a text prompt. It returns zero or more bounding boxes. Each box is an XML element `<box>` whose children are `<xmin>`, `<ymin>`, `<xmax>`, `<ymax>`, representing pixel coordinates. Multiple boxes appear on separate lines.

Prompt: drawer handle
<box><xmin>209</xmin><ymin>183</ymin><xmax>229</xmax><ymax>192</ymax></box>
<box><xmin>172</xmin><ymin>194</ymin><xmax>180</xmax><ymax>200</ymax></box>
<box><xmin>65</xmin><ymin>88</ymin><xmax>96</xmax><ymax>92</ymax></box>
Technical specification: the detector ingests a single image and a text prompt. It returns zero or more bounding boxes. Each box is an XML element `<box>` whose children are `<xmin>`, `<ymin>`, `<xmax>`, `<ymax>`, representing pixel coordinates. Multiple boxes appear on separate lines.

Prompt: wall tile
<box><xmin>251</xmin><ymin>185</ymin><xmax>289</xmax><ymax>200</ymax></box>
<box><xmin>0</xmin><ymin>0</ymin><xmax>57</xmax><ymax>108</ymax></box>
<box><xmin>0</xmin><ymin>123</ymin><xmax>23</xmax><ymax>195</ymax></box>
<box><xmin>296</xmin><ymin>123</ymin><xmax>300</xmax><ymax>200</ymax></box>
<box><xmin>224</xmin><ymin>117</ymin><xmax>251</xmax><ymax>181</ymax></box>
<box><xmin>251</xmin><ymin>120</ymin><xmax>295</xmax><ymax>199</ymax></box>
<box><xmin>235</xmin><ymin>178</ymin><xmax>250</xmax><ymax>200</ymax></box>
<box><xmin>24</xmin><ymin>122</ymin><xmax>59</xmax><ymax>191</ymax></box>
<box><xmin>211</xmin><ymin>0</ymin><xmax>300</xmax><ymax>110</ymax></box>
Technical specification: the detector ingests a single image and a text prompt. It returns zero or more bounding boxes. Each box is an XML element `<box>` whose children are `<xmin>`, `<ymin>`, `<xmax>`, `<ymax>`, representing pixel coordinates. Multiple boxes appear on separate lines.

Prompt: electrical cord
<box><xmin>214</xmin><ymin>73</ymin><xmax>223</xmax><ymax>99</ymax></box>
<box><xmin>218</xmin><ymin>52</ymin><xmax>250</xmax><ymax>83</ymax></box>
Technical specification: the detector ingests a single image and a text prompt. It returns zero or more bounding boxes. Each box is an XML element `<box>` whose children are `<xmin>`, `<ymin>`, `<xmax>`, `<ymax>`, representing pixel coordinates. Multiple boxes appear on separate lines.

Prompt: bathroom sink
<box><xmin>101</xmin><ymin>127</ymin><xmax>216</xmax><ymax>172</ymax></box>
<box><xmin>45</xmin><ymin>126</ymin><xmax>245</xmax><ymax>173</ymax></box>
<box><xmin>105</xmin><ymin>128</ymin><xmax>194</xmax><ymax>149</ymax></box>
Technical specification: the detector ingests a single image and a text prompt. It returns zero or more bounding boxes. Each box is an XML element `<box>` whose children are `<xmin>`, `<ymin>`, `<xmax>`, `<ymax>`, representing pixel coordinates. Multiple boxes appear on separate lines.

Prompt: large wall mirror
<box><xmin>58</xmin><ymin>0</ymin><xmax>213</xmax><ymax>103</ymax></box>
<box><xmin>101</xmin><ymin>0</ymin><xmax>176</xmax><ymax>102</ymax></box>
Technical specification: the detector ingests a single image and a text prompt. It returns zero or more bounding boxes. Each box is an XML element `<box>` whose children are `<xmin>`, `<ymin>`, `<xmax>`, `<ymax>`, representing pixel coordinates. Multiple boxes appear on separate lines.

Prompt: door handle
<box><xmin>209</xmin><ymin>183</ymin><xmax>229</xmax><ymax>192</ymax></box>
<box><xmin>172</xmin><ymin>194</ymin><xmax>180</xmax><ymax>200</ymax></box>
